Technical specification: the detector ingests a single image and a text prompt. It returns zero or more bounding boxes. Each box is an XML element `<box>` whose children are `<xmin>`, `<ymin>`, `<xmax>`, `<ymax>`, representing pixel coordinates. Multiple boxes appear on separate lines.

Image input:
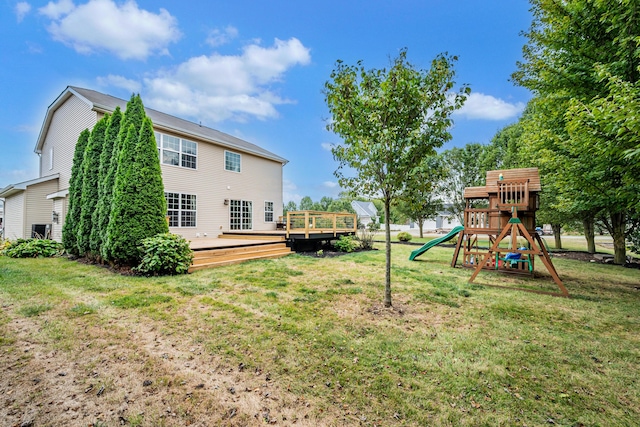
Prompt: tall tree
<box><xmin>102</xmin><ymin>95</ymin><xmax>147</xmax><ymax>262</ymax></box>
<box><xmin>77</xmin><ymin>115</ymin><xmax>108</xmax><ymax>256</ymax></box>
<box><xmin>325</xmin><ymin>49</ymin><xmax>468</xmax><ymax>307</ymax></box>
<box><xmin>93</xmin><ymin>107</ymin><xmax>122</xmax><ymax>259</ymax></box>
<box><xmin>513</xmin><ymin>0</ymin><xmax>640</xmax><ymax>263</ymax></box>
<box><xmin>62</xmin><ymin>129</ymin><xmax>90</xmax><ymax>255</ymax></box>
<box><xmin>105</xmin><ymin>117</ymin><xmax>168</xmax><ymax>265</ymax></box>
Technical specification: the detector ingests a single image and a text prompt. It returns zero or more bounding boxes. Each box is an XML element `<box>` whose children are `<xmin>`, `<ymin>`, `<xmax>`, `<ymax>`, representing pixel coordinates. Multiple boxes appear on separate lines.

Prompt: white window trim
<box><xmin>264</xmin><ymin>200</ymin><xmax>274</xmax><ymax>223</ymax></box>
<box><xmin>156</xmin><ymin>131</ymin><xmax>198</xmax><ymax>170</ymax></box>
<box><xmin>224</xmin><ymin>150</ymin><xmax>241</xmax><ymax>173</ymax></box>
<box><xmin>49</xmin><ymin>147</ymin><xmax>54</xmax><ymax>170</ymax></box>
<box><xmin>165</xmin><ymin>192</ymin><xmax>197</xmax><ymax>228</ymax></box>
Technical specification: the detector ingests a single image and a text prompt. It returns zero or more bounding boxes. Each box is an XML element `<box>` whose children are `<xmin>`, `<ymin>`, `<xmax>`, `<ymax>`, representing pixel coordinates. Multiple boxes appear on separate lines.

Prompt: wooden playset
<box><xmin>450</xmin><ymin>168</ymin><xmax>569</xmax><ymax>297</ymax></box>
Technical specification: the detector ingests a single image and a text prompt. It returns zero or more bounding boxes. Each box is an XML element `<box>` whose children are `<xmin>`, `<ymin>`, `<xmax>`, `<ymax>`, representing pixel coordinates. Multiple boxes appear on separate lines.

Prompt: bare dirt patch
<box><xmin>0</xmin><ymin>303</ymin><xmax>336</xmax><ymax>427</ymax></box>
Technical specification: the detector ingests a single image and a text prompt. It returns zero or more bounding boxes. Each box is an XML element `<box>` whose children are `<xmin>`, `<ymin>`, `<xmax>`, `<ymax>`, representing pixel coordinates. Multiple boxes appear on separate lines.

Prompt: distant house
<box><xmin>351</xmin><ymin>201</ymin><xmax>379</xmax><ymax>227</ymax></box>
<box><xmin>0</xmin><ymin>86</ymin><xmax>288</xmax><ymax>241</ymax></box>
<box><xmin>421</xmin><ymin>204</ymin><xmax>463</xmax><ymax>232</ymax></box>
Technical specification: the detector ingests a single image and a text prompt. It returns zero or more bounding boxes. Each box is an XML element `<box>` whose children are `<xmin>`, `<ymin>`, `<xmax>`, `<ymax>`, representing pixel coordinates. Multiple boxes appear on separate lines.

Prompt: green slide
<box><xmin>409</xmin><ymin>226</ymin><xmax>464</xmax><ymax>261</ymax></box>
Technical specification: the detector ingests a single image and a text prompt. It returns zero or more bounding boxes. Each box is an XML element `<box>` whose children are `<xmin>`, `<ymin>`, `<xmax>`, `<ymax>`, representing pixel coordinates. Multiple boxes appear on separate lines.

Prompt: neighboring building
<box><xmin>0</xmin><ymin>86</ymin><xmax>287</xmax><ymax>241</ymax></box>
<box><xmin>421</xmin><ymin>204</ymin><xmax>463</xmax><ymax>232</ymax></box>
<box><xmin>351</xmin><ymin>201</ymin><xmax>379</xmax><ymax>227</ymax></box>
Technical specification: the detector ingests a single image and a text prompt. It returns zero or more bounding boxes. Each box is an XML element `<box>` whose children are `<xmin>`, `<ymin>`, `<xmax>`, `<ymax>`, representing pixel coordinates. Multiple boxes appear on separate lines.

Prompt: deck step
<box><xmin>219</xmin><ymin>234</ymin><xmax>285</xmax><ymax>241</ymax></box>
<box><xmin>189</xmin><ymin>242</ymin><xmax>292</xmax><ymax>272</ymax></box>
<box><xmin>192</xmin><ymin>243</ymin><xmax>288</xmax><ymax>260</ymax></box>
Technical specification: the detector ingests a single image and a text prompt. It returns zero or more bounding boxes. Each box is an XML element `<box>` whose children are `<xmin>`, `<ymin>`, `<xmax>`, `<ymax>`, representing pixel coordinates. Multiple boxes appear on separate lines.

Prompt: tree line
<box><xmin>62</xmin><ymin>95</ymin><xmax>169</xmax><ymax>265</ymax></box>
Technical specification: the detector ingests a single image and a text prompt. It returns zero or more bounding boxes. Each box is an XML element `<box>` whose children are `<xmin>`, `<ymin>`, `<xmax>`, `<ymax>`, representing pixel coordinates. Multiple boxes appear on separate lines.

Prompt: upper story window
<box><xmin>155</xmin><ymin>132</ymin><xmax>197</xmax><ymax>170</ymax></box>
<box><xmin>225</xmin><ymin>151</ymin><xmax>241</xmax><ymax>172</ymax></box>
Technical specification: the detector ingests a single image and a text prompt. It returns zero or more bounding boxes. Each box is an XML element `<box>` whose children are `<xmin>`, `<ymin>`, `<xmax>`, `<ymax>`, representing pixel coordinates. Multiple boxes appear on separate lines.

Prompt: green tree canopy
<box><xmin>325</xmin><ymin>49</ymin><xmax>468</xmax><ymax>306</ymax></box>
<box><xmin>62</xmin><ymin>128</ymin><xmax>90</xmax><ymax>255</ymax></box>
<box><xmin>77</xmin><ymin>115</ymin><xmax>108</xmax><ymax>256</ymax></box>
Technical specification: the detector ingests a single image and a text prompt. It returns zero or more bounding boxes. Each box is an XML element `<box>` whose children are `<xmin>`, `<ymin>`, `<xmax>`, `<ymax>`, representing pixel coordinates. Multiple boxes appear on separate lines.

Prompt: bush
<box><xmin>334</xmin><ymin>235</ymin><xmax>359</xmax><ymax>253</ymax></box>
<box><xmin>358</xmin><ymin>226</ymin><xmax>376</xmax><ymax>250</ymax></box>
<box><xmin>2</xmin><ymin>239</ymin><xmax>63</xmax><ymax>258</ymax></box>
<box><xmin>134</xmin><ymin>233</ymin><xmax>193</xmax><ymax>276</ymax></box>
<box><xmin>397</xmin><ymin>232</ymin><xmax>413</xmax><ymax>242</ymax></box>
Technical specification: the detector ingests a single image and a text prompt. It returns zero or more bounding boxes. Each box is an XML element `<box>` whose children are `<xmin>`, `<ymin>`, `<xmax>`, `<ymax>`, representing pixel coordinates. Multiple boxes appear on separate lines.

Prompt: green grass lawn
<box><xmin>1</xmin><ymin>244</ymin><xmax>638</xmax><ymax>426</ymax></box>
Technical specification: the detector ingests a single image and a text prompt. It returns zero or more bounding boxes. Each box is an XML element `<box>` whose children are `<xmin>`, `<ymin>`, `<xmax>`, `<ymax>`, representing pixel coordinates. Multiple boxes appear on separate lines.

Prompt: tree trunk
<box><xmin>384</xmin><ymin>198</ymin><xmax>392</xmax><ymax>307</ymax></box>
<box><xmin>418</xmin><ymin>218</ymin><xmax>424</xmax><ymax>238</ymax></box>
<box><xmin>583</xmin><ymin>217</ymin><xmax>596</xmax><ymax>254</ymax></box>
<box><xmin>611</xmin><ymin>212</ymin><xmax>627</xmax><ymax>265</ymax></box>
<box><xmin>552</xmin><ymin>223</ymin><xmax>562</xmax><ymax>249</ymax></box>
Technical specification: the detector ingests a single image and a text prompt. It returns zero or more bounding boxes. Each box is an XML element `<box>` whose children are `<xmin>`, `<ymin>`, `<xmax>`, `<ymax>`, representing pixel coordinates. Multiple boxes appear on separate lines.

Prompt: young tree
<box><xmin>325</xmin><ymin>49</ymin><xmax>468</xmax><ymax>307</ymax></box>
<box><xmin>93</xmin><ymin>107</ymin><xmax>122</xmax><ymax>259</ymax></box>
<box><xmin>77</xmin><ymin>116</ymin><xmax>108</xmax><ymax>256</ymax></box>
<box><xmin>62</xmin><ymin>129</ymin><xmax>90</xmax><ymax>255</ymax></box>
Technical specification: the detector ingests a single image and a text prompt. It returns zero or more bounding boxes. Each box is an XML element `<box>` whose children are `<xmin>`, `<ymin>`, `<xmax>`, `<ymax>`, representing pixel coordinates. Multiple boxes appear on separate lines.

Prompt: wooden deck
<box><xmin>187</xmin><ymin>211</ymin><xmax>357</xmax><ymax>271</ymax></box>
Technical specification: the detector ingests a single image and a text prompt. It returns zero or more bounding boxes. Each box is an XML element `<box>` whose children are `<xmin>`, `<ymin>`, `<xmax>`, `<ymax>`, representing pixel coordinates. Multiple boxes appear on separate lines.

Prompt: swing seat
<box><xmin>496</xmin><ymin>251</ymin><xmax>533</xmax><ymax>272</ymax></box>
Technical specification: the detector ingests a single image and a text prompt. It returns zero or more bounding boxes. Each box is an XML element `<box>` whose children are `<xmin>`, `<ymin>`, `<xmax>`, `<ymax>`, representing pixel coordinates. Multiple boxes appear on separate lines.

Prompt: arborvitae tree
<box><xmin>105</xmin><ymin>118</ymin><xmax>168</xmax><ymax>264</ymax></box>
<box><xmin>77</xmin><ymin>116</ymin><xmax>108</xmax><ymax>256</ymax></box>
<box><xmin>92</xmin><ymin>108</ymin><xmax>121</xmax><ymax>258</ymax></box>
<box><xmin>101</xmin><ymin>95</ymin><xmax>146</xmax><ymax>261</ymax></box>
<box><xmin>61</xmin><ymin>129</ymin><xmax>90</xmax><ymax>255</ymax></box>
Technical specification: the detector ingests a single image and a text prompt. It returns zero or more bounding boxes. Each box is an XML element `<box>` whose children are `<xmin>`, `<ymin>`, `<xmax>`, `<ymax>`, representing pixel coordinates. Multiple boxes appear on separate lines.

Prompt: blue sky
<box><xmin>0</xmin><ymin>0</ymin><xmax>533</xmax><ymax>204</ymax></box>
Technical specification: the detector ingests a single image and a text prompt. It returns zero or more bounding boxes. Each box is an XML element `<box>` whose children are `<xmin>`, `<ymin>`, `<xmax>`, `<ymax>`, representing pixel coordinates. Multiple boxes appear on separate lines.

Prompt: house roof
<box><xmin>0</xmin><ymin>174</ymin><xmax>60</xmax><ymax>199</ymax></box>
<box><xmin>34</xmin><ymin>86</ymin><xmax>288</xmax><ymax>165</ymax></box>
<box><xmin>351</xmin><ymin>201</ymin><xmax>378</xmax><ymax>218</ymax></box>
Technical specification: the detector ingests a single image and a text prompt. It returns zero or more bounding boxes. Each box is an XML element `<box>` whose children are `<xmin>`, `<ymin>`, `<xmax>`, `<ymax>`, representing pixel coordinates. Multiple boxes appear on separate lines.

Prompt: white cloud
<box><xmin>454</xmin><ymin>93</ymin><xmax>525</xmax><ymax>120</ymax></box>
<box><xmin>15</xmin><ymin>2</ymin><xmax>32</xmax><ymax>22</ymax></box>
<box><xmin>142</xmin><ymin>37</ymin><xmax>311</xmax><ymax>122</ymax></box>
<box><xmin>97</xmin><ymin>74</ymin><xmax>141</xmax><ymax>93</ymax></box>
<box><xmin>206</xmin><ymin>25</ymin><xmax>238</xmax><ymax>47</ymax></box>
<box><xmin>323</xmin><ymin>181</ymin><xmax>338</xmax><ymax>188</ymax></box>
<box><xmin>283</xmin><ymin>179</ymin><xmax>302</xmax><ymax>204</ymax></box>
<box><xmin>321</xmin><ymin>142</ymin><xmax>334</xmax><ymax>151</ymax></box>
<box><xmin>39</xmin><ymin>0</ymin><xmax>73</xmax><ymax>19</ymax></box>
<box><xmin>39</xmin><ymin>0</ymin><xmax>181</xmax><ymax>60</ymax></box>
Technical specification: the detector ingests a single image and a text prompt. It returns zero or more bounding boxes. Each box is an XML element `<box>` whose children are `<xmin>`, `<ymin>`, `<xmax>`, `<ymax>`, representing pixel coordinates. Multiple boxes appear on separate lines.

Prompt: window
<box><xmin>230</xmin><ymin>200</ymin><xmax>252</xmax><ymax>230</ymax></box>
<box><xmin>165</xmin><ymin>192</ymin><xmax>196</xmax><ymax>227</ymax></box>
<box><xmin>264</xmin><ymin>201</ymin><xmax>274</xmax><ymax>222</ymax></box>
<box><xmin>225</xmin><ymin>151</ymin><xmax>241</xmax><ymax>172</ymax></box>
<box><xmin>155</xmin><ymin>132</ymin><xmax>197</xmax><ymax>169</ymax></box>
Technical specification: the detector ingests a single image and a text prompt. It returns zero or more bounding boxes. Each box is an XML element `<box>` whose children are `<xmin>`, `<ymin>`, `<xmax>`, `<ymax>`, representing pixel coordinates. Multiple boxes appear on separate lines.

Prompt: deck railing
<box><xmin>284</xmin><ymin>211</ymin><xmax>357</xmax><ymax>238</ymax></box>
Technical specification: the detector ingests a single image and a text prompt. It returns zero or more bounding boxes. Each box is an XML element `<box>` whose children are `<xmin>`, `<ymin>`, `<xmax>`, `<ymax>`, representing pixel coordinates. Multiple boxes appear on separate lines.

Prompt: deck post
<box><xmin>304</xmin><ymin>211</ymin><xmax>310</xmax><ymax>239</ymax></box>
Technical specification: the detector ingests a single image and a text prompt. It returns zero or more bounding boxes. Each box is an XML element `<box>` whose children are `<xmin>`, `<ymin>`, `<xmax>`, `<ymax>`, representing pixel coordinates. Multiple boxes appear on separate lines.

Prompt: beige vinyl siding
<box><xmin>50</xmin><ymin>198</ymin><xmax>67</xmax><ymax>242</ymax></box>
<box><xmin>4</xmin><ymin>193</ymin><xmax>25</xmax><ymax>240</ymax></box>
<box><xmin>40</xmin><ymin>96</ymin><xmax>97</xmax><ymax>190</ymax></box>
<box><xmin>160</xmin><ymin>134</ymin><xmax>283</xmax><ymax>239</ymax></box>
<box><xmin>24</xmin><ymin>179</ymin><xmax>58</xmax><ymax>238</ymax></box>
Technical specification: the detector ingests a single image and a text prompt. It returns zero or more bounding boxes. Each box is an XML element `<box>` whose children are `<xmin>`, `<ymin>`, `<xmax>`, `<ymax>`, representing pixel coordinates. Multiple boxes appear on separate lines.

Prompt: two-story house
<box><xmin>0</xmin><ymin>86</ymin><xmax>287</xmax><ymax>242</ymax></box>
